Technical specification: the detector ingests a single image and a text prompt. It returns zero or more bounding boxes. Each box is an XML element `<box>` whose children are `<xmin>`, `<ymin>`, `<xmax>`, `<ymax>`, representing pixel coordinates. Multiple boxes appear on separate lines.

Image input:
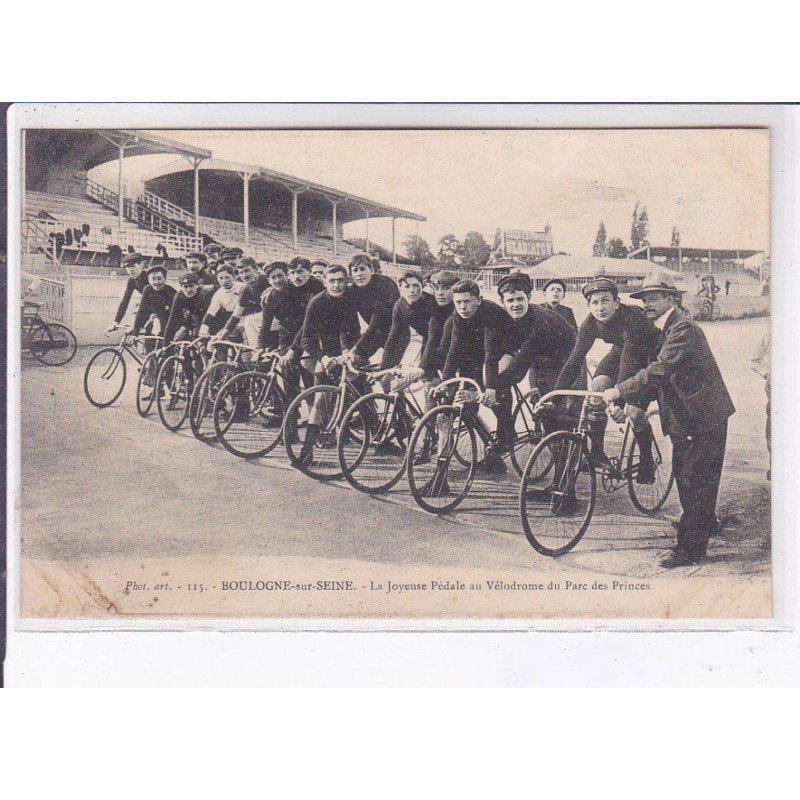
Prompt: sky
<box><xmin>94</xmin><ymin>128</ymin><xmax>770</xmax><ymax>258</ymax></box>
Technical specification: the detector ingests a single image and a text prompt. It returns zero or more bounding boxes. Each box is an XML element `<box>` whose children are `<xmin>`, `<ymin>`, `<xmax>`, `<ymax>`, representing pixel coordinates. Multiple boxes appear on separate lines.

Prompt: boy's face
<box><xmin>325</xmin><ymin>270</ymin><xmax>348</xmax><ymax>297</ymax></box>
<box><xmin>126</xmin><ymin>262</ymin><xmax>144</xmax><ymax>280</ymax></box>
<box><xmin>351</xmin><ymin>263</ymin><xmax>373</xmax><ymax>287</ymax></box>
<box><xmin>501</xmin><ymin>289</ymin><xmax>530</xmax><ymax>320</ymax></box>
<box><xmin>240</xmin><ymin>264</ymin><xmax>257</xmax><ymax>284</ymax></box>
<box><xmin>181</xmin><ymin>283</ymin><xmax>199</xmax><ymax>298</ymax></box>
<box><xmin>207</xmin><ymin>252</ymin><xmax>220</xmax><ymax>266</ymax></box>
<box><xmin>453</xmin><ymin>291</ymin><xmax>480</xmax><ymax>319</ymax></box>
<box><xmin>217</xmin><ymin>271</ymin><xmax>235</xmax><ymax>290</ymax></box>
<box><xmin>587</xmin><ymin>290</ymin><xmax>619</xmax><ymax>322</ymax></box>
<box><xmin>400</xmin><ymin>278</ymin><xmax>423</xmax><ymax>304</ymax></box>
<box><xmin>544</xmin><ymin>284</ymin><xmax>564</xmax><ymax>305</ymax></box>
<box><xmin>186</xmin><ymin>258</ymin><xmax>203</xmax><ymax>274</ymax></box>
<box><xmin>148</xmin><ymin>271</ymin><xmax>166</xmax><ymax>290</ymax></box>
<box><xmin>268</xmin><ymin>269</ymin><xmax>288</xmax><ymax>291</ymax></box>
<box><xmin>431</xmin><ymin>281</ymin><xmax>455</xmax><ymax>307</ymax></box>
<box><xmin>311</xmin><ymin>265</ymin><xmax>326</xmax><ymax>282</ymax></box>
<box><xmin>288</xmin><ymin>266</ymin><xmax>310</xmax><ymax>287</ymax></box>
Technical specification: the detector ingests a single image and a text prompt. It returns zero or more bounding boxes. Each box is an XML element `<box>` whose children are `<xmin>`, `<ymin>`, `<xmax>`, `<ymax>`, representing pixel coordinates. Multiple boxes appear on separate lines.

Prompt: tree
<box><xmin>461</xmin><ymin>230</ymin><xmax>491</xmax><ymax>268</ymax></box>
<box><xmin>607</xmin><ymin>236</ymin><xmax>628</xmax><ymax>258</ymax></box>
<box><xmin>593</xmin><ymin>221</ymin><xmax>607</xmax><ymax>257</ymax></box>
<box><xmin>638</xmin><ymin>206</ymin><xmax>650</xmax><ymax>248</ymax></box>
<box><xmin>437</xmin><ymin>233</ymin><xmax>462</xmax><ymax>268</ymax></box>
<box><xmin>631</xmin><ymin>202</ymin><xmax>642</xmax><ymax>250</ymax></box>
<box><xmin>671</xmin><ymin>226</ymin><xmax>681</xmax><ymax>247</ymax></box>
<box><xmin>403</xmin><ymin>234</ymin><xmax>434</xmax><ymax>267</ymax></box>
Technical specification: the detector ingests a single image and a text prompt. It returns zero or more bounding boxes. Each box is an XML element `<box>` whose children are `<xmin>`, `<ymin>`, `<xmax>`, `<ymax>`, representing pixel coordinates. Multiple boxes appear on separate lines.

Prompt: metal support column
<box><xmin>332</xmin><ymin>201</ymin><xmax>338</xmax><ymax>258</ymax></box>
<box><xmin>291</xmin><ymin>190</ymin><xmax>299</xmax><ymax>251</ymax></box>
<box><xmin>364</xmin><ymin>211</ymin><xmax>370</xmax><ymax>254</ymax></box>
<box><xmin>708</xmin><ymin>249</ymin><xmax>713</xmax><ymax>272</ymax></box>
<box><xmin>677</xmin><ymin>247</ymin><xmax>682</xmax><ymax>272</ymax></box>
<box><xmin>242</xmin><ymin>173</ymin><xmax>251</xmax><ymax>246</ymax></box>
<box><xmin>392</xmin><ymin>217</ymin><xmax>397</xmax><ymax>264</ymax></box>
<box><xmin>117</xmin><ymin>144</ymin><xmax>125</xmax><ymax>231</ymax></box>
<box><xmin>193</xmin><ymin>160</ymin><xmax>201</xmax><ymax>236</ymax></box>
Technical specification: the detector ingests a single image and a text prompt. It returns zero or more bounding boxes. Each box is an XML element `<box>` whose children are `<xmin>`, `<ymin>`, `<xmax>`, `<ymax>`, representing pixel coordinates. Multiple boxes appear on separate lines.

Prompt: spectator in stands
<box><xmin>108</xmin><ymin>253</ymin><xmax>149</xmax><ymax>331</ymax></box>
<box><xmin>185</xmin><ymin>251</ymin><xmax>216</xmax><ymax>287</ymax></box>
<box><xmin>371</xmin><ymin>256</ymin><xmax>382</xmax><ymax>275</ymax></box>
<box><xmin>725</xmin><ymin>279</ymin><xmax>731</xmax><ymax>296</ymax></box>
<box><xmin>73</xmin><ymin>227</ymin><xmax>85</xmax><ymax>249</ymax></box>
<box><xmin>540</xmin><ymin>278</ymin><xmax>577</xmax><ymax>330</ymax></box>
<box><xmin>107</xmin><ymin>244</ymin><xmax>123</xmax><ymax>268</ymax></box>
<box><xmin>64</xmin><ymin>228</ymin><xmax>73</xmax><ymax>246</ymax></box>
<box><xmin>156</xmin><ymin>243</ymin><xmax>169</xmax><ymax>259</ymax></box>
<box><xmin>310</xmin><ymin>259</ymin><xmax>328</xmax><ymax>283</ymax></box>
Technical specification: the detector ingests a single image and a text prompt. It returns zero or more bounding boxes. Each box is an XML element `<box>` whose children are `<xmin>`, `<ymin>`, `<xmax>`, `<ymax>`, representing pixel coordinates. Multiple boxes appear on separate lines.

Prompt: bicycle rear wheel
<box><xmin>30</xmin><ymin>323</ymin><xmax>78</xmax><ymax>366</ymax></box>
<box><xmin>213</xmin><ymin>371</ymin><xmax>285</xmax><ymax>459</ymax></box>
<box><xmin>156</xmin><ymin>354</ymin><xmax>192</xmax><ymax>432</ymax></box>
<box><xmin>135</xmin><ymin>351</ymin><xmax>161</xmax><ymax>417</ymax></box>
<box><xmin>519</xmin><ymin>430</ymin><xmax>596</xmax><ymax>557</ymax></box>
<box><xmin>407</xmin><ymin>405</ymin><xmax>477</xmax><ymax>514</ymax></box>
<box><xmin>189</xmin><ymin>362</ymin><xmax>237</xmax><ymax>443</ymax></box>
<box><xmin>626</xmin><ymin>411</ymin><xmax>675</xmax><ymax>514</ymax></box>
<box><xmin>338</xmin><ymin>392</ymin><xmax>412</xmax><ymax>494</ymax></box>
<box><xmin>83</xmin><ymin>348</ymin><xmax>127</xmax><ymax>408</ymax></box>
<box><xmin>283</xmin><ymin>385</ymin><xmax>357</xmax><ymax>480</ymax></box>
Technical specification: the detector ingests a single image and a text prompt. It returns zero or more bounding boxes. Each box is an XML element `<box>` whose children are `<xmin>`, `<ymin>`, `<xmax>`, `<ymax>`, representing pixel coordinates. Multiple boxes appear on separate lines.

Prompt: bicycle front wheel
<box><xmin>626</xmin><ymin>411</ymin><xmax>675</xmax><ymax>514</ymax></box>
<box><xmin>83</xmin><ymin>348</ymin><xmax>127</xmax><ymax>408</ymax></box>
<box><xmin>188</xmin><ymin>362</ymin><xmax>237</xmax><ymax>443</ymax></box>
<box><xmin>156</xmin><ymin>354</ymin><xmax>192</xmax><ymax>432</ymax></box>
<box><xmin>509</xmin><ymin>391</ymin><xmax>547</xmax><ymax>476</ymax></box>
<box><xmin>30</xmin><ymin>323</ymin><xmax>78</xmax><ymax>366</ymax></box>
<box><xmin>338</xmin><ymin>392</ymin><xmax>411</xmax><ymax>494</ymax></box>
<box><xmin>135</xmin><ymin>351</ymin><xmax>161</xmax><ymax>417</ymax></box>
<box><xmin>213</xmin><ymin>371</ymin><xmax>285</xmax><ymax>459</ymax></box>
<box><xmin>407</xmin><ymin>405</ymin><xmax>477</xmax><ymax>514</ymax></box>
<box><xmin>519</xmin><ymin>430</ymin><xmax>596</xmax><ymax>557</ymax></box>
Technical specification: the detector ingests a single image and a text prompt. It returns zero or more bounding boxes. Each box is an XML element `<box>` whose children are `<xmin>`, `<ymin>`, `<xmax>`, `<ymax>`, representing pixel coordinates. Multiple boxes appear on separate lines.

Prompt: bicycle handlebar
<box><xmin>210</xmin><ymin>339</ymin><xmax>256</xmax><ymax>354</ymax></box>
<box><xmin>533</xmin><ymin>389</ymin><xmax>606</xmax><ymax>415</ymax></box>
<box><xmin>433</xmin><ymin>377</ymin><xmax>482</xmax><ymax>396</ymax></box>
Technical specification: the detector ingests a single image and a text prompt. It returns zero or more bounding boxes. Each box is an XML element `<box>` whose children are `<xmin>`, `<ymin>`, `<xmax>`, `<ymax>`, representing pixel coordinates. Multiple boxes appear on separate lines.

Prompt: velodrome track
<box><xmin>16</xmin><ymin>318</ymin><xmax>771</xmax><ymax>619</ymax></box>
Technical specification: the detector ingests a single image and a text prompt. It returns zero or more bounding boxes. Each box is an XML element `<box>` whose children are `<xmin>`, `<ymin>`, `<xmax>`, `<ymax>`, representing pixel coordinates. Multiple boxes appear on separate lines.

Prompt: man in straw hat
<box><xmin>602</xmin><ymin>270</ymin><xmax>735</xmax><ymax>567</ymax></box>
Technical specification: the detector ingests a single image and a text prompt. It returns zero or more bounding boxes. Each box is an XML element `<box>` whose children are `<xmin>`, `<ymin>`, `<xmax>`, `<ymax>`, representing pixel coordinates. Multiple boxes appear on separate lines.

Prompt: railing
<box><xmin>128</xmin><ymin>200</ymin><xmax>194</xmax><ymax>238</ymax></box>
<box><xmin>85</xmin><ymin>177</ymin><xmax>121</xmax><ymax>211</ymax></box>
<box><xmin>22</xmin><ymin>217</ymin><xmax>62</xmax><ymax>266</ymax></box>
<box><xmin>38</xmin><ymin>276</ymin><xmax>70</xmax><ymax>325</ymax></box>
<box><xmin>141</xmin><ymin>190</ymin><xmax>196</xmax><ymax>227</ymax></box>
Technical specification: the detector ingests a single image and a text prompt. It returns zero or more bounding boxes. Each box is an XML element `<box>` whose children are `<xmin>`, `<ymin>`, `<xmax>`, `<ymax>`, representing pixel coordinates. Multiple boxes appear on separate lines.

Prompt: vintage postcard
<box><xmin>8</xmin><ymin>109</ymin><xmax>773</xmax><ymax>625</ymax></box>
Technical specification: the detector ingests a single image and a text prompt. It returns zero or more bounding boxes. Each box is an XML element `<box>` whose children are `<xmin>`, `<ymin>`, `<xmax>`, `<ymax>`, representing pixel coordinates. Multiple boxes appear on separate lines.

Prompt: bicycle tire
<box><xmin>406</xmin><ymin>404</ymin><xmax>477</xmax><ymax>514</ymax></box>
<box><xmin>213</xmin><ymin>371</ymin><xmax>286</xmax><ymax>459</ymax></box>
<box><xmin>509</xmin><ymin>390</ymin><xmax>547</xmax><ymax>476</ymax></box>
<box><xmin>626</xmin><ymin>411</ymin><xmax>675</xmax><ymax>514</ymax></box>
<box><xmin>188</xmin><ymin>362</ymin><xmax>238</xmax><ymax>443</ymax></box>
<box><xmin>83</xmin><ymin>348</ymin><xmax>127</xmax><ymax>408</ymax></box>
<box><xmin>338</xmin><ymin>392</ymin><xmax>412</xmax><ymax>494</ymax></box>
<box><xmin>519</xmin><ymin>430</ymin><xmax>596</xmax><ymax>557</ymax></box>
<box><xmin>30</xmin><ymin>322</ymin><xmax>78</xmax><ymax>366</ymax></box>
<box><xmin>156</xmin><ymin>354</ymin><xmax>191</xmax><ymax>432</ymax></box>
<box><xmin>135</xmin><ymin>351</ymin><xmax>161</xmax><ymax>417</ymax></box>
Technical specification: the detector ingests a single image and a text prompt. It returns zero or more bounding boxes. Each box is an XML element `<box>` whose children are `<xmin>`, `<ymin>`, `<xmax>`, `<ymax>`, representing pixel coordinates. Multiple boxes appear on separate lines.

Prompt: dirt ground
<box><xmin>15</xmin><ymin>317</ymin><xmax>772</xmax><ymax>621</ymax></box>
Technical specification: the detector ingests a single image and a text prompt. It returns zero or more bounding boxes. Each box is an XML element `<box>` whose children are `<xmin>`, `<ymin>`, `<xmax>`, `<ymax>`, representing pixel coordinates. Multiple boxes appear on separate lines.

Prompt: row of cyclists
<box><xmin>108</xmin><ymin>245</ymin><xmax>660</xmax><ymax>484</ymax></box>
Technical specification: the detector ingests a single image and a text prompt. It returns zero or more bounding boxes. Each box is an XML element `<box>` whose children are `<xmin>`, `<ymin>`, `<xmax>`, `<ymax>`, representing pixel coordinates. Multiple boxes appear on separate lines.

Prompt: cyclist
<box><xmin>185</xmin><ymin>251</ymin><xmax>217</xmax><ymax>287</ymax></box>
<box><xmin>298</xmin><ymin>264</ymin><xmax>362</xmax><ymax>466</ymax></box>
<box><xmin>310</xmin><ymin>259</ymin><xmax>328</xmax><ymax>283</ymax></box>
<box><xmin>219</xmin><ymin>247</ymin><xmax>243</xmax><ymax>273</ymax></box>
<box><xmin>554</xmin><ymin>276</ymin><xmax>660</xmax><ymax>482</ymax></box>
<box><xmin>440</xmin><ymin>278</ymin><xmax>512</xmax><ymax>474</ymax></box>
<box><xmin>380</xmin><ymin>269</ymin><xmax>437</xmax><ymax>372</ymax></box>
<box><xmin>539</xmin><ymin>278</ymin><xmax>577</xmax><ymax>330</ymax></box>
<box><xmin>198</xmin><ymin>264</ymin><xmax>243</xmax><ymax>338</ymax></box>
<box><xmin>214</xmin><ymin>257</ymin><xmax>271</xmax><ymax>348</ymax></box>
<box><xmin>107</xmin><ymin>252</ymin><xmax>149</xmax><ymax>332</ymax></box>
<box><xmin>163</xmin><ymin>272</ymin><xmax>214</xmax><ymax>347</ymax></box>
<box><xmin>493</xmin><ymin>272</ymin><xmax>577</xmax><ymax>434</ymax></box>
<box><xmin>345</xmin><ymin>253</ymin><xmax>400</xmax><ymax>366</ymax></box>
<box><xmin>204</xmin><ymin>243</ymin><xmax>222</xmax><ymax>276</ymax></box>
<box><xmin>131</xmin><ymin>265</ymin><xmax>178</xmax><ymax>351</ymax></box>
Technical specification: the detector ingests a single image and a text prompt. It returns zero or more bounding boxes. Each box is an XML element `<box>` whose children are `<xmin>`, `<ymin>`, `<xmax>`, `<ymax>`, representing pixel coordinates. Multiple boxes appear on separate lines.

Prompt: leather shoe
<box><xmin>660</xmin><ymin>547</ymin><xmax>704</xmax><ymax>568</ymax></box>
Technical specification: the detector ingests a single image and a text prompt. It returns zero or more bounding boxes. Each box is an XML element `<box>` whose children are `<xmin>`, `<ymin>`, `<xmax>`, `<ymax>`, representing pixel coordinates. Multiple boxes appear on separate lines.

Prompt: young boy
<box><xmin>131</xmin><ymin>265</ymin><xmax>177</xmax><ymax>350</ymax></box>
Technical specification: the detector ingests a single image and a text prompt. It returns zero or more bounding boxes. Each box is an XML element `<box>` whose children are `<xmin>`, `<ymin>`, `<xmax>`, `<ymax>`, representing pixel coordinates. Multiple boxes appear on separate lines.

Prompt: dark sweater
<box><xmin>419</xmin><ymin>301</ymin><xmax>455</xmax><ymax>378</ymax></box>
<box><xmin>346</xmin><ymin>274</ymin><xmax>400</xmax><ymax>357</ymax></box>
<box><xmin>114</xmin><ymin>272</ymin><xmax>149</xmax><ymax>324</ymax></box>
<box><xmin>132</xmin><ymin>284</ymin><xmax>177</xmax><ymax>336</ymax></box>
<box><xmin>555</xmin><ymin>302</ymin><xmax>660</xmax><ymax>390</ymax></box>
<box><xmin>380</xmin><ymin>293</ymin><xmax>437</xmax><ymax>369</ymax></box>
<box><xmin>301</xmin><ymin>291</ymin><xmax>361</xmax><ymax>362</ymax></box>
<box><xmin>539</xmin><ymin>301</ymin><xmax>578</xmax><ymax>330</ymax></box>
<box><xmin>163</xmin><ymin>288</ymin><xmax>214</xmax><ymax>346</ymax></box>
<box><xmin>258</xmin><ymin>277</ymin><xmax>325</xmax><ymax>351</ymax></box>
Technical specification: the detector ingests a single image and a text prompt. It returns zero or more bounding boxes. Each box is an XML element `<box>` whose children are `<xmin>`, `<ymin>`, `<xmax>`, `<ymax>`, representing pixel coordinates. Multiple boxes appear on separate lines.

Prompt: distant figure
<box><xmin>761</xmin><ymin>276</ymin><xmax>770</xmax><ymax>296</ymax></box>
<box><xmin>751</xmin><ymin>331</ymin><xmax>771</xmax><ymax>480</ymax></box>
<box><xmin>156</xmin><ymin>243</ymin><xmax>169</xmax><ymax>258</ymax></box>
<box><xmin>107</xmin><ymin>244</ymin><xmax>123</xmax><ymax>268</ymax></box>
<box><xmin>725</xmin><ymin>279</ymin><xmax>731</xmax><ymax>296</ymax></box>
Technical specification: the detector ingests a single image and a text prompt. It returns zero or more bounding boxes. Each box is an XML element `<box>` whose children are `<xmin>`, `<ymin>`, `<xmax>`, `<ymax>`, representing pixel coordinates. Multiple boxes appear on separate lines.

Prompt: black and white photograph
<box><xmin>9</xmin><ymin>113</ymin><xmax>772</xmax><ymax>622</ymax></box>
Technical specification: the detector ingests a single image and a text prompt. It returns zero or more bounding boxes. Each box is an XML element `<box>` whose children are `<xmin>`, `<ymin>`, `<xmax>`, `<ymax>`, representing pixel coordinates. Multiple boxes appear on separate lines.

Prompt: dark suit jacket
<box><xmin>539</xmin><ymin>302</ymin><xmax>577</xmax><ymax>331</ymax></box>
<box><xmin>616</xmin><ymin>309</ymin><xmax>735</xmax><ymax>437</ymax></box>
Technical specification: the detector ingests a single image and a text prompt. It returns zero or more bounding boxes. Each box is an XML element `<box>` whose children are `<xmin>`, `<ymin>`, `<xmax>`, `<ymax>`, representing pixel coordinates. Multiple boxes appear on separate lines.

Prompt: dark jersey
<box><xmin>555</xmin><ymin>302</ymin><xmax>660</xmax><ymax>390</ymax></box>
<box><xmin>194</xmin><ymin>268</ymin><xmax>217</xmax><ymax>288</ymax></box>
<box><xmin>419</xmin><ymin>301</ymin><xmax>455</xmax><ymax>378</ymax></box>
<box><xmin>442</xmin><ymin>300</ymin><xmax>510</xmax><ymax>388</ymax></box>
<box><xmin>347</xmin><ymin>274</ymin><xmax>400</xmax><ymax>358</ymax></box>
<box><xmin>380</xmin><ymin>293</ymin><xmax>437</xmax><ymax>370</ymax></box>
<box><xmin>258</xmin><ymin>277</ymin><xmax>325</xmax><ymax>351</ymax></box>
<box><xmin>114</xmin><ymin>272</ymin><xmax>149</xmax><ymax>324</ymax></box>
<box><xmin>163</xmin><ymin>287</ymin><xmax>214</xmax><ymax>346</ymax></box>
<box><xmin>132</xmin><ymin>284</ymin><xmax>177</xmax><ymax>336</ymax></box>
<box><xmin>539</xmin><ymin>302</ymin><xmax>578</xmax><ymax>330</ymax></box>
<box><xmin>494</xmin><ymin>306</ymin><xmax>577</xmax><ymax>392</ymax></box>
<box><xmin>238</xmin><ymin>275</ymin><xmax>270</xmax><ymax>316</ymax></box>
<box><xmin>301</xmin><ymin>291</ymin><xmax>361</xmax><ymax>362</ymax></box>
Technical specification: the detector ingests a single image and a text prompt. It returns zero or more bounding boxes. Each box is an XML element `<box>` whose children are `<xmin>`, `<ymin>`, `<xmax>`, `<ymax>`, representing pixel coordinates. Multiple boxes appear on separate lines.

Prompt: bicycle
<box><xmin>187</xmin><ymin>338</ymin><xmax>257</xmax><ymax>443</ymax></box>
<box><xmin>135</xmin><ymin>338</ymin><xmax>183</xmax><ymax>417</ymax></box>
<box><xmin>519</xmin><ymin>390</ymin><xmax>674</xmax><ymax>557</ymax></box>
<box><xmin>697</xmin><ymin>295</ymin><xmax>720</xmax><ymax>321</ymax></box>
<box><xmin>155</xmin><ymin>336</ymin><xmax>212</xmax><ymax>432</ymax></box>
<box><xmin>21</xmin><ymin>301</ymin><xmax>77</xmax><ymax>367</ymax></box>
<box><xmin>336</xmin><ymin>367</ymin><xmax>424</xmax><ymax>494</ymax></box>
<box><xmin>211</xmin><ymin>349</ymin><xmax>289</xmax><ymax>459</ymax></box>
<box><xmin>83</xmin><ymin>326</ymin><xmax>162</xmax><ymax>408</ymax></box>
<box><xmin>282</xmin><ymin>360</ymin><xmax>380</xmax><ymax>481</ymax></box>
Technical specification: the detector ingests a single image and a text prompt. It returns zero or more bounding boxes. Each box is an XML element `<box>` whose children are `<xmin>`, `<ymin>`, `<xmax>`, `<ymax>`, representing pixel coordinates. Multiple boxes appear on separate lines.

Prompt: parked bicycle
<box><xmin>519</xmin><ymin>389</ymin><xmax>674</xmax><ymax>557</ymax></box>
<box><xmin>21</xmin><ymin>301</ymin><xmax>77</xmax><ymax>366</ymax></box>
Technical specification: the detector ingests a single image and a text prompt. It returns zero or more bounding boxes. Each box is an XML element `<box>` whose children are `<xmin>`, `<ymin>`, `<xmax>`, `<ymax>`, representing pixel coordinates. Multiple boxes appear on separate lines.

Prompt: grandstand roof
<box><xmin>26</xmin><ymin>129</ymin><xmax>211</xmax><ymax>173</ymax></box>
<box><xmin>518</xmin><ymin>254</ymin><xmax>685</xmax><ymax>280</ymax></box>
<box><xmin>146</xmin><ymin>157</ymin><xmax>427</xmax><ymax>223</ymax></box>
<box><xmin>629</xmin><ymin>245</ymin><xmax>763</xmax><ymax>259</ymax></box>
